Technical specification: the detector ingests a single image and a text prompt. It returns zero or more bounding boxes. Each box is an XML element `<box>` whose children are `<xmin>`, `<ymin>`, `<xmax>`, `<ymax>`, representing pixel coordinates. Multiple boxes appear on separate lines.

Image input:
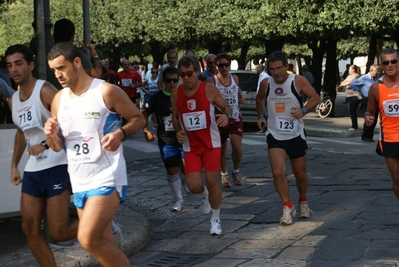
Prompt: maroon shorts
<box><xmin>219</xmin><ymin>118</ymin><xmax>244</xmax><ymax>144</ymax></box>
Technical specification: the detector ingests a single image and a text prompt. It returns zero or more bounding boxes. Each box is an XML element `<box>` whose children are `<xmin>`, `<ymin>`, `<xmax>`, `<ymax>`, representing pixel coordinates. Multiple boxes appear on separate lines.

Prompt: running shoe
<box><xmin>201</xmin><ymin>197</ymin><xmax>211</xmax><ymax>214</ymax></box>
<box><xmin>171</xmin><ymin>200</ymin><xmax>183</xmax><ymax>212</ymax></box>
<box><xmin>210</xmin><ymin>219</ymin><xmax>222</xmax><ymax>236</ymax></box>
<box><xmin>280</xmin><ymin>206</ymin><xmax>297</xmax><ymax>225</ymax></box>
<box><xmin>221</xmin><ymin>174</ymin><xmax>231</xmax><ymax>188</ymax></box>
<box><xmin>112</xmin><ymin>220</ymin><xmax>124</xmax><ymax>246</ymax></box>
<box><xmin>232</xmin><ymin>172</ymin><xmax>243</xmax><ymax>186</ymax></box>
<box><xmin>299</xmin><ymin>201</ymin><xmax>313</xmax><ymax>219</ymax></box>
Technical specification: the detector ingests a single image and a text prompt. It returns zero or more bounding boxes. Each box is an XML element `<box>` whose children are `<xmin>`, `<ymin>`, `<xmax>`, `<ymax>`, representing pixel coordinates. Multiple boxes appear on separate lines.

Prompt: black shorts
<box><xmin>266</xmin><ymin>134</ymin><xmax>308</xmax><ymax>159</ymax></box>
<box><xmin>22</xmin><ymin>165</ymin><xmax>71</xmax><ymax>198</ymax></box>
<box><xmin>376</xmin><ymin>140</ymin><xmax>399</xmax><ymax>158</ymax></box>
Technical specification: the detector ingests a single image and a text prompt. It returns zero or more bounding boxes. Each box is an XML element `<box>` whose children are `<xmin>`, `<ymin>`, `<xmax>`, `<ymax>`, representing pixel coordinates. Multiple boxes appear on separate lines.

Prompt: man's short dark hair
<box><xmin>267</xmin><ymin>51</ymin><xmax>288</xmax><ymax>66</ymax></box>
<box><xmin>5</xmin><ymin>44</ymin><xmax>34</xmax><ymax>64</ymax></box>
<box><xmin>215</xmin><ymin>53</ymin><xmax>231</xmax><ymax>63</ymax></box>
<box><xmin>178</xmin><ymin>55</ymin><xmax>200</xmax><ymax>72</ymax></box>
<box><xmin>48</xmin><ymin>42</ymin><xmax>80</xmax><ymax>63</ymax></box>
<box><xmin>53</xmin><ymin>18</ymin><xmax>75</xmax><ymax>43</ymax></box>
<box><xmin>380</xmin><ymin>48</ymin><xmax>399</xmax><ymax>62</ymax></box>
<box><xmin>163</xmin><ymin>66</ymin><xmax>179</xmax><ymax>80</ymax></box>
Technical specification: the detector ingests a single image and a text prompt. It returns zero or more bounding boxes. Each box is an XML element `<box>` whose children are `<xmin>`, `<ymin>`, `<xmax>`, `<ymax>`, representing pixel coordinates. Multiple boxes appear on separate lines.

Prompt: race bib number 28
<box><xmin>66</xmin><ymin>133</ymin><xmax>102</xmax><ymax>163</ymax></box>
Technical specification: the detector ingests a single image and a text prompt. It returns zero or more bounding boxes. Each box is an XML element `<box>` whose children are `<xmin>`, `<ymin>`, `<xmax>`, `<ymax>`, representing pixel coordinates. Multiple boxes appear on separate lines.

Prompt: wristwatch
<box><xmin>41</xmin><ymin>140</ymin><xmax>49</xmax><ymax>150</ymax></box>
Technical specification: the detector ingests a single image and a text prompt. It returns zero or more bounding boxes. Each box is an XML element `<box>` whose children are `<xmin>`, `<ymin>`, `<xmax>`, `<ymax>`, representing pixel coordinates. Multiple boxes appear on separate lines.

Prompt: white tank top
<box><xmin>266</xmin><ymin>74</ymin><xmax>305</xmax><ymax>140</ymax></box>
<box><xmin>12</xmin><ymin>79</ymin><xmax>67</xmax><ymax>171</ymax></box>
<box><xmin>57</xmin><ymin>78</ymin><xmax>127</xmax><ymax>193</ymax></box>
<box><xmin>213</xmin><ymin>74</ymin><xmax>241</xmax><ymax>120</ymax></box>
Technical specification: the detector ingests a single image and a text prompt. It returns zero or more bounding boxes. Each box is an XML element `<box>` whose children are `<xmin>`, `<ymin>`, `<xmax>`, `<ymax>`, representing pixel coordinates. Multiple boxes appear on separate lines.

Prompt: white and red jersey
<box><xmin>176</xmin><ymin>82</ymin><xmax>221</xmax><ymax>152</ymax></box>
<box><xmin>213</xmin><ymin>74</ymin><xmax>240</xmax><ymax>120</ymax></box>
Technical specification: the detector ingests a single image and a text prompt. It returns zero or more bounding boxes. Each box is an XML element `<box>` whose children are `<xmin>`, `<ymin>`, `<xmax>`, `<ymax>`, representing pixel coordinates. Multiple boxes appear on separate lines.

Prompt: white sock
<box><xmin>201</xmin><ymin>186</ymin><xmax>209</xmax><ymax>199</ymax></box>
<box><xmin>167</xmin><ymin>173</ymin><xmax>182</xmax><ymax>201</ymax></box>
<box><xmin>221</xmin><ymin>171</ymin><xmax>228</xmax><ymax>176</ymax></box>
<box><xmin>233</xmin><ymin>169</ymin><xmax>239</xmax><ymax>174</ymax></box>
<box><xmin>211</xmin><ymin>208</ymin><xmax>220</xmax><ymax>221</ymax></box>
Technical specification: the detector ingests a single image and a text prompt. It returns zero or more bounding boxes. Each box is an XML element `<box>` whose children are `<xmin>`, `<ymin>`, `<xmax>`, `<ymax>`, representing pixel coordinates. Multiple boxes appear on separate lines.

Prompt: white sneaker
<box><xmin>280</xmin><ymin>206</ymin><xmax>296</xmax><ymax>225</ymax></box>
<box><xmin>299</xmin><ymin>201</ymin><xmax>313</xmax><ymax>219</ymax></box>
<box><xmin>210</xmin><ymin>219</ymin><xmax>222</xmax><ymax>236</ymax></box>
<box><xmin>171</xmin><ymin>200</ymin><xmax>183</xmax><ymax>212</ymax></box>
<box><xmin>112</xmin><ymin>220</ymin><xmax>124</xmax><ymax>246</ymax></box>
<box><xmin>200</xmin><ymin>198</ymin><xmax>211</xmax><ymax>214</ymax></box>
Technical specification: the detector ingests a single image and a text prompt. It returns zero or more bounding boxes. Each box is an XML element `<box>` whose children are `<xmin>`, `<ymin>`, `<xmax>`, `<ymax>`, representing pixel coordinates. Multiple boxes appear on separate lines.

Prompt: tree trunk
<box><xmin>323</xmin><ymin>37</ymin><xmax>338</xmax><ymax>117</ymax></box>
<box><xmin>237</xmin><ymin>43</ymin><xmax>250</xmax><ymax>70</ymax></box>
<box><xmin>366</xmin><ymin>35</ymin><xmax>378</xmax><ymax>73</ymax></box>
<box><xmin>264</xmin><ymin>38</ymin><xmax>285</xmax><ymax>58</ymax></box>
<box><xmin>149</xmin><ymin>41</ymin><xmax>167</xmax><ymax>65</ymax></box>
<box><xmin>308</xmin><ymin>38</ymin><xmax>327</xmax><ymax>95</ymax></box>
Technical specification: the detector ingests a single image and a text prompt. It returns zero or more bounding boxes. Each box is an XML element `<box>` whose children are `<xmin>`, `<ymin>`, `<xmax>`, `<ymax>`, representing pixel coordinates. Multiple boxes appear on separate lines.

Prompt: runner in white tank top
<box><xmin>6</xmin><ymin>44</ymin><xmax>77</xmax><ymax>266</ymax></box>
<box><xmin>45</xmin><ymin>42</ymin><xmax>145</xmax><ymax>266</ymax></box>
<box><xmin>256</xmin><ymin>51</ymin><xmax>320</xmax><ymax>226</ymax></box>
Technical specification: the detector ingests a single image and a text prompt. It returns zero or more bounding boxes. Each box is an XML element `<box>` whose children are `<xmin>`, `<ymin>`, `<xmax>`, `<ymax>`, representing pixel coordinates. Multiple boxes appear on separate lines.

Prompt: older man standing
<box><xmin>350</xmin><ymin>64</ymin><xmax>380</xmax><ymax>142</ymax></box>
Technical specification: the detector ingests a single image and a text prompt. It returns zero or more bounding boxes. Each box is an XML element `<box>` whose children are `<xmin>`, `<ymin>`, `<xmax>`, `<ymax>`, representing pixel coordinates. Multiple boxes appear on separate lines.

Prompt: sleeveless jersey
<box><xmin>213</xmin><ymin>74</ymin><xmax>240</xmax><ymax>120</ymax></box>
<box><xmin>57</xmin><ymin>78</ymin><xmax>127</xmax><ymax>193</ymax></box>
<box><xmin>377</xmin><ymin>81</ymin><xmax>399</xmax><ymax>142</ymax></box>
<box><xmin>146</xmin><ymin>77</ymin><xmax>158</xmax><ymax>96</ymax></box>
<box><xmin>12</xmin><ymin>79</ymin><xmax>67</xmax><ymax>171</ymax></box>
<box><xmin>176</xmin><ymin>82</ymin><xmax>221</xmax><ymax>152</ymax></box>
<box><xmin>265</xmin><ymin>74</ymin><xmax>305</xmax><ymax>140</ymax></box>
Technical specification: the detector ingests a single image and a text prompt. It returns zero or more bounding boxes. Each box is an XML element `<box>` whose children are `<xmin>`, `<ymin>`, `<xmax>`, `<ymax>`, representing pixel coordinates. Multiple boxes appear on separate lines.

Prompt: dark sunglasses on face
<box><xmin>165</xmin><ymin>78</ymin><xmax>179</xmax><ymax>84</ymax></box>
<box><xmin>217</xmin><ymin>63</ymin><xmax>231</xmax><ymax>69</ymax></box>
<box><xmin>382</xmin><ymin>59</ymin><xmax>398</xmax><ymax>66</ymax></box>
<box><xmin>179</xmin><ymin>70</ymin><xmax>195</xmax><ymax>78</ymax></box>
<box><xmin>151</xmin><ymin>71</ymin><xmax>158</xmax><ymax>74</ymax></box>
<box><xmin>207</xmin><ymin>61</ymin><xmax>216</xmax><ymax>65</ymax></box>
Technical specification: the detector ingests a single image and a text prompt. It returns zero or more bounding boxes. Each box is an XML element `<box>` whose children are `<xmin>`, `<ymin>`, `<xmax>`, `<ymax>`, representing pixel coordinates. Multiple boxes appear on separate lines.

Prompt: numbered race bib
<box><xmin>66</xmin><ymin>133</ymin><xmax>102</xmax><ymax>163</ymax></box>
<box><xmin>182</xmin><ymin>111</ymin><xmax>206</xmax><ymax>131</ymax></box>
<box><xmin>16</xmin><ymin>103</ymin><xmax>40</xmax><ymax>131</ymax></box>
<box><xmin>225</xmin><ymin>93</ymin><xmax>238</xmax><ymax>108</ymax></box>
<box><xmin>163</xmin><ymin>115</ymin><xmax>174</xmax><ymax>131</ymax></box>
<box><xmin>121</xmin><ymin>78</ymin><xmax>132</xmax><ymax>87</ymax></box>
<box><xmin>383</xmin><ymin>99</ymin><xmax>399</xmax><ymax>117</ymax></box>
<box><xmin>275</xmin><ymin>116</ymin><xmax>298</xmax><ymax>134</ymax></box>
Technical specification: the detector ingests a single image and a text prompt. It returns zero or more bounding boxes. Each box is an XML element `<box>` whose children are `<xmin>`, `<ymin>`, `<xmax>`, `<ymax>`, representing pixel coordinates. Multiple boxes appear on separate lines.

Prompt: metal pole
<box><xmin>83</xmin><ymin>0</ymin><xmax>91</xmax><ymax>57</ymax></box>
<box><xmin>35</xmin><ymin>0</ymin><xmax>46</xmax><ymax>79</ymax></box>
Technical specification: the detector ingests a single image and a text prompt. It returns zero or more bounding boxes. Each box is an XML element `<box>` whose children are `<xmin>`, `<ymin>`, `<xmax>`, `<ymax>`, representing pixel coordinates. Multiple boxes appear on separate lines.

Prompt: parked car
<box><xmin>230</xmin><ymin>70</ymin><xmax>259</xmax><ymax>123</ymax></box>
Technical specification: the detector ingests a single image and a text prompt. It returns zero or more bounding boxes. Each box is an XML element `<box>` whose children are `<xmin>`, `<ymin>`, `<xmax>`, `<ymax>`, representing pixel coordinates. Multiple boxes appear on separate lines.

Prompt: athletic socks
<box><xmin>167</xmin><ymin>173</ymin><xmax>183</xmax><ymax>201</ymax></box>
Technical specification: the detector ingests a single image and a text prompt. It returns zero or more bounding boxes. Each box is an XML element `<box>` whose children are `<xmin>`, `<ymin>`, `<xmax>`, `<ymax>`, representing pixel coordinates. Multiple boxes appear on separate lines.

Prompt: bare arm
<box><xmin>10</xmin><ymin>127</ymin><xmax>26</xmax><ymax>185</ymax></box>
<box><xmin>141</xmin><ymin>109</ymin><xmax>156</xmax><ymax>142</ymax></box>
<box><xmin>171</xmin><ymin>88</ymin><xmax>185</xmax><ymax>144</ymax></box>
<box><xmin>85</xmin><ymin>44</ymin><xmax>102</xmax><ymax>79</ymax></box>
<box><xmin>44</xmin><ymin>91</ymin><xmax>64</xmax><ymax>152</ymax></box>
<box><xmin>365</xmin><ymin>82</ymin><xmax>379</xmax><ymax>126</ymax></box>
<box><xmin>206</xmin><ymin>83</ymin><xmax>231</xmax><ymax>127</ymax></box>
<box><xmin>233</xmin><ymin>75</ymin><xmax>245</xmax><ymax>103</ymax></box>
<box><xmin>297</xmin><ymin>75</ymin><xmax>320</xmax><ymax>113</ymax></box>
<box><xmin>102</xmin><ymin>82</ymin><xmax>145</xmax><ymax>151</ymax></box>
<box><xmin>256</xmin><ymin>78</ymin><xmax>268</xmax><ymax>130</ymax></box>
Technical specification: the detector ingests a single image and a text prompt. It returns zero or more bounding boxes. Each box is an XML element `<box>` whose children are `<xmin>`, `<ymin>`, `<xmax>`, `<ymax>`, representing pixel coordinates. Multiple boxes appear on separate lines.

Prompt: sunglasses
<box><xmin>382</xmin><ymin>59</ymin><xmax>398</xmax><ymax>66</ymax></box>
<box><xmin>151</xmin><ymin>71</ymin><xmax>158</xmax><ymax>74</ymax></box>
<box><xmin>207</xmin><ymin>61</ymin><xmax>216</xmax><ymax>65</ymax></box>
<box><xmin>217</xmin><ymin>63</ymin><xmax>231</xmax><ymax>69</ymax></box>
<box><xmin>165</xmin><ymin>78</ymin><xmax>179</xmax><ymax>84</ymax></box>
<box><xmin>179</xmin><ymin>70</ymin><xmax>195</xmax><ymax>78</ymax></box>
